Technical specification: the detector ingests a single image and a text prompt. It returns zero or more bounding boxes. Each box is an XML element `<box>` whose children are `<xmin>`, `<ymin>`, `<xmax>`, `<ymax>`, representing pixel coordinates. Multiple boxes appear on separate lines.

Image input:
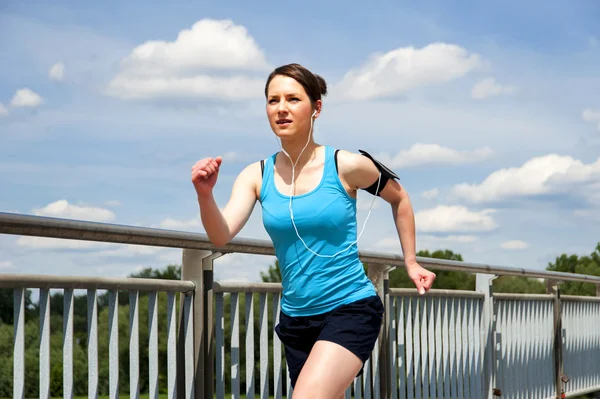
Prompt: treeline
<box><xmin>1</xmin><ymin>244</ymin><xmax>598</xmax><ymax>396</ymax></box>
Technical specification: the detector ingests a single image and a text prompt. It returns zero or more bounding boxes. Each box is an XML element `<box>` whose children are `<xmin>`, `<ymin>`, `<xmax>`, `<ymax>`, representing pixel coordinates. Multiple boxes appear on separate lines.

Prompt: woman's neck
<box><xmin>279</xmin><ymin>138</ymin><xmax>320</xmax><ymax>167</ymax></box>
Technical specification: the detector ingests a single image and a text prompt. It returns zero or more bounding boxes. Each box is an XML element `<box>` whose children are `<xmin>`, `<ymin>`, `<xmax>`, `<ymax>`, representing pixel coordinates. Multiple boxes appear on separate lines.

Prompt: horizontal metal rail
<box><xmin>2</xmin><ymin>212</ymin><xmax>600</xmax><ymax>286</ymax></box>
<box><xmin>0</xmin><ymin>272</ymin><xmax>195</xmax><ymax>292</ymax></box>
<box><xmin>213</xmin><ymin>281</ymin><xmax>282</xmax><ymax>293</ymax></box>
<box><xmin>494</xmin><ymin>293</ymin><xmax>554</xmax><ymax>301</ymax></box>
<box><xmin>390</xmin><ymin>288</ymin><xmax>485</xmax><ymax>298</ymax></box>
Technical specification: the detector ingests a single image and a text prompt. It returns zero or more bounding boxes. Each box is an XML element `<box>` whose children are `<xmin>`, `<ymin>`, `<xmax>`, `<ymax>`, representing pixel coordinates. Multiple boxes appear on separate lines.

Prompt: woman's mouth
<box><xmin>276</xmin><ymin>119</ymin><xmax>292</xmax><ymax>127</ymax></box>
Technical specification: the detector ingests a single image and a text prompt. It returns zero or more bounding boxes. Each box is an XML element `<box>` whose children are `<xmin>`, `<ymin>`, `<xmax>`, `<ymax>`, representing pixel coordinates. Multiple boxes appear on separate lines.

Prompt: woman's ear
<box><xmin>313</xmin><ymin>100</ymin><xmax>322</xmax><ymax>117</ymax></box>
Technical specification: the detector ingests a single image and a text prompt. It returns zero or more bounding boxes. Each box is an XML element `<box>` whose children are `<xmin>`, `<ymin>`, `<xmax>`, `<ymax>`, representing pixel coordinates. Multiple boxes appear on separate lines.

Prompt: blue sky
<box><xmin>1</xmin><ymin>0</ymin><xmax>599</xmax><ymax>282</ymax></box>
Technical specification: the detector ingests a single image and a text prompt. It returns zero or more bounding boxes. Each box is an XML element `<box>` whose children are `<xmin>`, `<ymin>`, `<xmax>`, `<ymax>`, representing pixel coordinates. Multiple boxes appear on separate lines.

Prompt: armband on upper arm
<box><xmin>358</xmin><ymin>149</ymin><xmax>400</xmax><ymax>196</ymax></box>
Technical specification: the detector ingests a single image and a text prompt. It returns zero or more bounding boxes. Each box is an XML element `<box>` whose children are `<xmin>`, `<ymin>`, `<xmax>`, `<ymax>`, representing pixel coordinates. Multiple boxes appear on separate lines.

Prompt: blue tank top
<box><xmin>259</xmin><ymin>145</ymin><xmax>377</xmax><ymax>317</ymax></box>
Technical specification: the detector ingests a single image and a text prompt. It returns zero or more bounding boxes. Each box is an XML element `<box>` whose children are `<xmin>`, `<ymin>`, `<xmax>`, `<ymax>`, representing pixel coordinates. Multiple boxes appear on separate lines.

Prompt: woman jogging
<box><xmin>191</xmin><ymin>63</ymin><xmax>436</xmax><ymax>398</ymax></box>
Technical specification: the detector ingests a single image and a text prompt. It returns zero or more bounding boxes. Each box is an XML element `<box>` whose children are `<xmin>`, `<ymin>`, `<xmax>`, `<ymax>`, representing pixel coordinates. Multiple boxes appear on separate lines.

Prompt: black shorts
<box><xmin>274</xmin><ymin>295</ymin><xmax>384</xmax><ymax>388</ymax></box>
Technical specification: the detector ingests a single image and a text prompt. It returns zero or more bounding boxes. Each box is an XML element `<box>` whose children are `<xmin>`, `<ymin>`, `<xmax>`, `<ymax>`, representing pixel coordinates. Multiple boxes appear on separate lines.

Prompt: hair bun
<box><xmin>314</xmin><ymin>74</ymin><xmax>328</xmax><ymax>96</ymax></box>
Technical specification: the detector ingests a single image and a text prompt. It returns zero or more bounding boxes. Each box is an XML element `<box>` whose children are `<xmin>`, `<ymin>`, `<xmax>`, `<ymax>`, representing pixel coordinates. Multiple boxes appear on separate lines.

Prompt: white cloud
<box><xmin>453</xmin><ymin>154</ymin><xmax>600</xmax><ymax>203</ymax></box>
<box><xmin>425</xmin><ymin>234</ymin><xmax>479</xmax><ymax>243</ymax></box>
<box><xmin>105</xmin><ymin>19</ymin><xmax>270</xmax><ymax>101</ymax></box>
<box><xmin>471</xmin><ymin>77</ymin><xmax>518</xmax><ymax>99</ymax></box>
<box><xmin>10</xmin><ymin>88</ymin><xmax>44</xmax><ymax>108</ymax></box>
<box><xmin>16</xmin><ymin>237</ymin><xmax>111</xmax><ymax>250</ymax></box>
<box><xmin>582</xmin><ymin>108</ymin><xmax>600</xmax><ymax>131</ymax></box>
<box><xmin>159</xmin><ymin>217</ymin><xmax>202</xmax><ymax>230</ymax></box>
<box><xmin>0</xmin><ymin>103</ymin><xmax>8</xmax><ymax>117</ymax></box>
<box><xmin>415</xmin><ymin>205</ymin><xmax>498</xmax><ymax>233</ymax></box>
<box><xmin>49</xmin><ymin>62</ymin><xmax>65</xmax><ymax>81</ymax></box>
<box><xmin>501</xmin><ymin>240</ymin><xmax>530</xmax><ymax>250</ymax></box>
<box><xmin>377</xmin><ymin>143</ymin><xmax>493</xmax><ymax>168</ymax></box>
<box><xmin>333</xmin><ymin>42</ymin><xmax>482</xmax><ymax>101</ymax></box>
<box><xmin>95</xmin><ymin>244</ymin><xmax>165</xmax><ymax>258</ymax></box>
<box><xmin>422</xmin><ymin>188</ymin><xmax>439</xmax><ymax>200</ymax></box>
<box><xmin>357</xmin><ymin>194</ymin><xmax>381</xmax><ymax>211</ymax></box>
<box><xmin>0</xmin><ymin>261</ymin><xmax>14</xmax><ymax>270</ymax></box>
<box><xmin>32</xmin><ymin>199</ymin><xmax>116</xmax><ymax>222</ymax></box>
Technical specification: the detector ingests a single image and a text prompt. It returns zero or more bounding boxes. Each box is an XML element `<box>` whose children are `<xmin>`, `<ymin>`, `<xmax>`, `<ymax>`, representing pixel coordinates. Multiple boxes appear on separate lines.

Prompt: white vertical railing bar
<box><xmin>245</xmin><ymin>292</ymin><xmax>255</xmax><ymax>399</ymax></box>
<box><xmin>426</xmin><ymin>298</ymin><xmax>435</xmax><ymax>397</ymax></box>
<box><xmin>456</xmin><ymin>298</ymin><xmax>465</xmax><ymax>398</ymax></box>
<box><xmin>449</xmin><ymin>297</ymin><xmax>458</xmax><ymax>398</ymax></box>
<box><xmin>259</xmin><ymin>293</ymin><xmax>269</xmax><ymax>399</ymax></box>
<box><xmin>273</xmin><ymin>293</ymin><xmax>283</xmax><ymax>399</ymax></box>
<box><xmin>389</xmin><ymin>296</ymin><xmax>398</xmax><ymax>399</ymax></box>
<box><xmin>183</xmin><ymin>293</ymin><xmax>194</xmax><ymax>399</ymax></box>
<box><xmin>397</xmin><ymin>296</ymin><xmax>406</xmax><ymax>399</ymax></box>
<box><xmin>525</xmin><ymin>301</ymin><xmax>533</xmax><ymax>397</ymax></box>
<box><xmin>231</xmin><ymin>292</ymin><xmax>240</xmax><ymax>398</ymax></box>
<box><xmin>503</xmin><ymin>300</ymin><xmax>512</xmax><ymax>399</ymax></box>
<box><xmin>13</xmin><ymin>288</ymin><xmax>24</xmax><ymax>399</ymax></box>
<box><xmin>87</xmin><ymin>289</ymin><xmax>98</xmax><ymax>399</ymax></box>
<box><xmin>414</xmin><ymin>298</ymin><xmax>421</xmax><ymax>399</ymax></box>
<box><xmin>39</xmin><ymin>288</ymin><xmax>51</xmax><ymax>399</ymax></box>
<box><xmin>435</xmin><ymin>298</ymin><xmax>443</xmax><ymax>398</ymax></box>
<box><xmin>364</xmin><ymin>356</ymin><xmax>372</xmax><ymax>399</ymax></box>
<box><xmin>148</xmin><ymin>292</ymin><xmax>158</xmax><ymax>399</ymax></box>
<box><xmin>420</xmin><ymin>298</ymin><xmax>428</xmax><ymax>398</ymax></box>
<box><xmin>215</xmin><ymin>293</ymin><xmax>224</xmax><ymax>399</ymax></box>
<box><xmin>517</xmin><ymin>300</ymin><xmax>524</xmax><ymax>399</ymax></box>
<box><xmin>442</xmin><ymin>297</ymin><xmax>450</xmax><ymax>399</ymax></box>
<box><xmin>167</xmin><ymin>292</ymin><xmax>177</xmax><ymax>399</ymax></box>
<box><xmin>129</xmin><ymin>290</ymin><xmax>140</xmax><ymax>399</ymax></box>
<box><xmin>547</xmin><ymin>300</ymin><xmax>555</xmax><ymax>398</ymax></box>
<box><xmin>63</xmin><ymin>288</ymin><xmax>74</xmax><ymax>399</ymax></box>
<box><xmin>373</xmin><ymin>332</ymin><xmax>381</xmax><ymax>399</ymax></box>
<box><xmin>473</xmin><ymin>299</ymin><xmax>482</xmax><ymax>398</ymax></box>
<box><xmin>108</xmin><ymin>290</ymin><xmax>119</xmax><ymax>398</ymax></box>
<box><xmin>462</xmin><ymin>298</ymin><xmax>470</xmax><ymax>398</ymax></box>
<box><xmin>405</xmin><ymin>297</ymin><xmax>414</xmax><ymax>399</ymax></box>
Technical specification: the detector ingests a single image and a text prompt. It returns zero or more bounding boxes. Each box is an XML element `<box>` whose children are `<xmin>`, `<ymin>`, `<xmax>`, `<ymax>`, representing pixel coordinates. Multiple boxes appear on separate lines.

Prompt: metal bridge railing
<box><xmin>1</xmin><ymin>212</ymin><xmax>600</xmax><ymax>399</ymax></box>
<box><xmin>0</xmin><ymin>274</ymin><xmax>195</xmax><ymax>399</ymax></box>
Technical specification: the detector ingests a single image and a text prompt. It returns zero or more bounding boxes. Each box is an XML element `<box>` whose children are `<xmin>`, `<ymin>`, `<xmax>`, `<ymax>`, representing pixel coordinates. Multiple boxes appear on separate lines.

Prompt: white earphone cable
<box><xmin>278</xmin><ymin>111</ymin><xmax>381</xmax><ymax>258</ymax></box>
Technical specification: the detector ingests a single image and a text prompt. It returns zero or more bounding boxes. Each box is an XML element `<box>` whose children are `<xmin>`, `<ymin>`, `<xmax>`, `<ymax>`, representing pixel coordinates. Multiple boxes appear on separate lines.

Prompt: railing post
<box><xmin>476</xmin><ymin>273</ymin><xmax>497</xmax><ymax>399</ymax></box>
<box><xmin>547</xmin><ymin>279</ymin><xmax>564</xmax><ymax>399</ymax></box>
<box><xmin>179</xmin><ymin>249</ymin><xmax>214</xmax><ymax>399</ymax></box>
<box><xmin>202</xmin><ymin>252</ymin><xmax>221</xmax><ymax>399</ymax></box>
<box><xmin>368</xmin><ymin>263</ymin><xmax>395</xmax><ymax>399</ymax></box>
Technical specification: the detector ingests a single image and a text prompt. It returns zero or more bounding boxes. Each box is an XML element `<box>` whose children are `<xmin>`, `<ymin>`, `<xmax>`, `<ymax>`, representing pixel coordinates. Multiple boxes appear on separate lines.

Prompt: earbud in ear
<box><xmin>312</xmin><ymin>110</ymin><xmax>318</xmax><ymax>117</ymax></box>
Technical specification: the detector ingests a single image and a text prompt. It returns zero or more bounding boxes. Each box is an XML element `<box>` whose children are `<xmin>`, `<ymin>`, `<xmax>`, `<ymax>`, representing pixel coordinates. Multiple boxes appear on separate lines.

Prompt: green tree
<box><xmin>545</xmin><ymin>242</ymin><xmax>600</xmax><ymax>296</ymax></box>
<box><xmin>260</xmin><ymin>260</ymin><xmax>281</xmax><ymax>283</ymax></box>
<box><xmin>388</xmin><ymin>249</ymin><xmax>475</xmax><ymax>290</ymax></box>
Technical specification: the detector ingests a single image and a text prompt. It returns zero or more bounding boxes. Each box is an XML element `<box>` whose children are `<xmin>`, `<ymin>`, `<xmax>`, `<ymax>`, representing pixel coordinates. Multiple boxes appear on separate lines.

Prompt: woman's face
<box><xmin>266</xmin><ymin>75</ymin><xmax>320</xmax><ymax>140</ymax></box>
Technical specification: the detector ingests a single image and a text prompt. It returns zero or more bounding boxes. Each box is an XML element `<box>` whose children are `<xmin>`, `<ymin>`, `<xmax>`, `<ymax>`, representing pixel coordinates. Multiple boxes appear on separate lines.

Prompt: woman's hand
<box><xmin>191</xmin><ymin>156</ymin><xmax>222</xmax><ymax>198</ymax></box>
<box><xmin>406</xmin><ymin>262</ymin><xmax>436</xmax><ymax>295</ymax></box>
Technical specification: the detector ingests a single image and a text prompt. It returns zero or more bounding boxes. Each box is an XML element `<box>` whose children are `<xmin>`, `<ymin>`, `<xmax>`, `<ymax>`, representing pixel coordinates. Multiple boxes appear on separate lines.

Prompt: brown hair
<box><xmin>264</xmin><ymin>63</ymin><xmax>328</xmax><ymax>105</ymax></box>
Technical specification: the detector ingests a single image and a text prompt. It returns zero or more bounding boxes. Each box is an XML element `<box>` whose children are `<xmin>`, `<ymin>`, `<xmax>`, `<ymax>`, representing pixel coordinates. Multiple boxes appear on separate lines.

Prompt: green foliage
<box><xmin>389</xmin><ymin>249</ymin><xmax>476</xmax><ymax>290</ymax></box>
<box><xmin>260</xmin><ymin>260</ymin><xmax>281</xmax><ymax>283</ymax></box>
<box><xmin>546</xmin><ymin>242</ymin><xmax>600</xmax><ymax>296</ymax></box>
<box><xmin>492</xmin><ymin>276</ymin><xmax>546</xmax><ymax>294</ymax></box>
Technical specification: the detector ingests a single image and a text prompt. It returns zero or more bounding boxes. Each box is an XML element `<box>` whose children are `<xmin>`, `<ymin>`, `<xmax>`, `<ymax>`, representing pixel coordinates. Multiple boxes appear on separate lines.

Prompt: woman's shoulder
<box><xmin>333</xmin><ymin>148</ymin><xmax>375</xmax><ymax>173</ymax></box>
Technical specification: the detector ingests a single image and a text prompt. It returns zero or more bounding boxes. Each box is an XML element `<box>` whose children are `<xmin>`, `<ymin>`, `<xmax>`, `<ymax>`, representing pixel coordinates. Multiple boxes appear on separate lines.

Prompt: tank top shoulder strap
<box><xmin>259</xmin><ymin>152</ymin><xmax>277</xmax><ymax>203</ymax></box>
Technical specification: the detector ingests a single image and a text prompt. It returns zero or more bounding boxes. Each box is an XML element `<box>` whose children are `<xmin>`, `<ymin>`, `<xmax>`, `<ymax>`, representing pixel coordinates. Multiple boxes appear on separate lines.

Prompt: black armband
<box><xmin>358</xmin><ymin>149</ymin><xmax>400</xmax><ymax>196</ymax></box>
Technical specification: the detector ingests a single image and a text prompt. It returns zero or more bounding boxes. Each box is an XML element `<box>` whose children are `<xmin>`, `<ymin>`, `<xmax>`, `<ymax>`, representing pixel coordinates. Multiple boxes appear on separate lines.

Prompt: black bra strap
<box><xmin>260</xmin><ymin>159</ymin><xmax>264</xmax><ymax>176</ymax></box>
<box><xmin>334</xmin><ymin>149</ymin><xmax>340</xmax><ymax>173</ymax></box>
